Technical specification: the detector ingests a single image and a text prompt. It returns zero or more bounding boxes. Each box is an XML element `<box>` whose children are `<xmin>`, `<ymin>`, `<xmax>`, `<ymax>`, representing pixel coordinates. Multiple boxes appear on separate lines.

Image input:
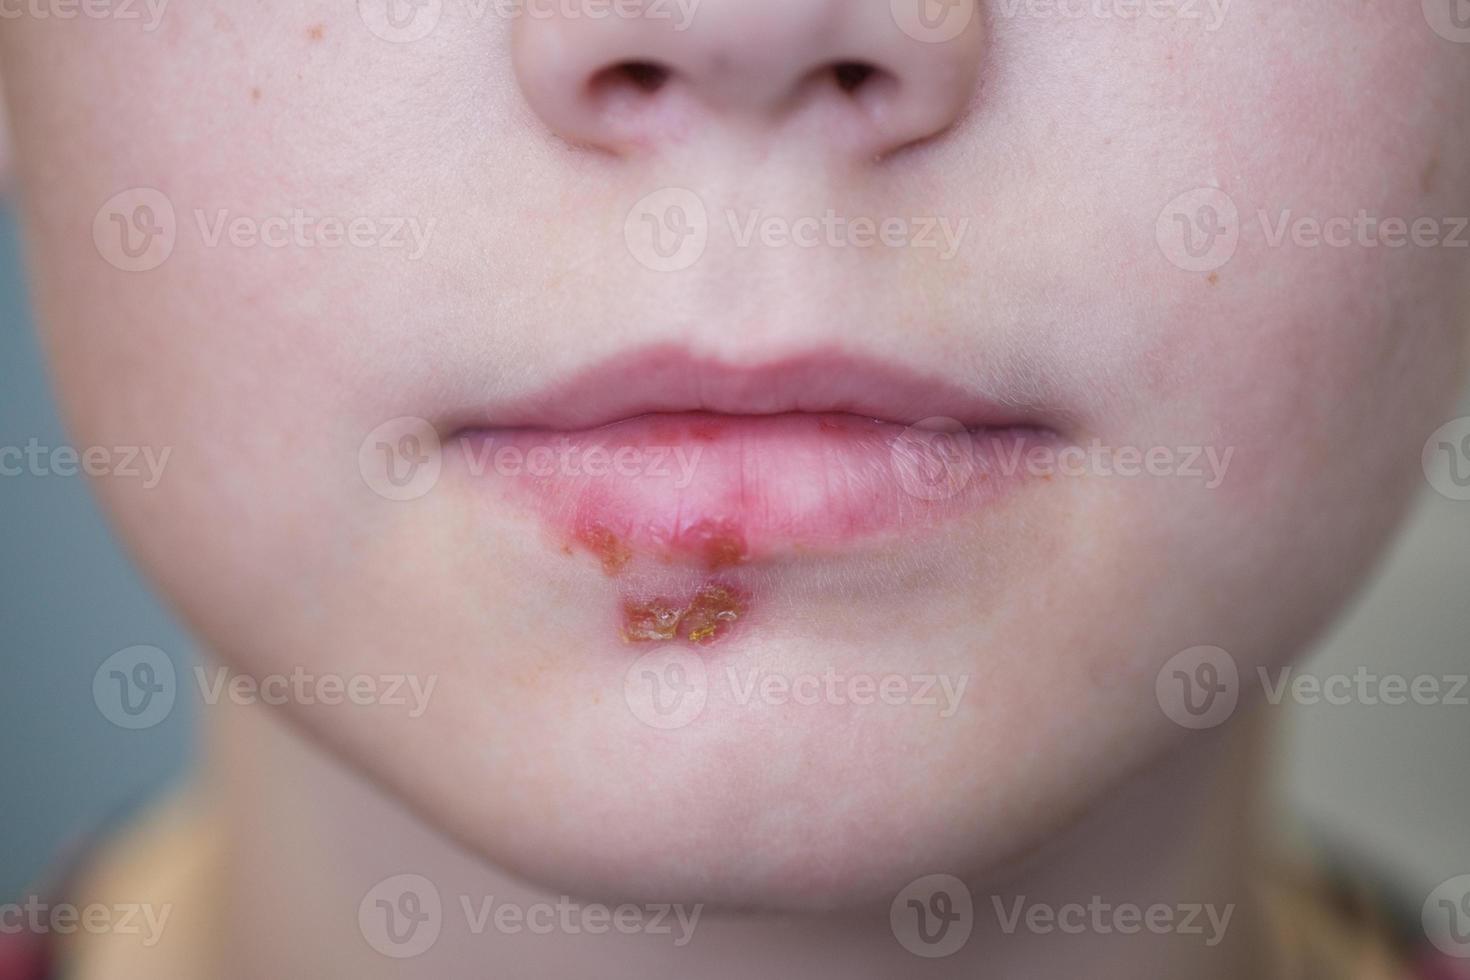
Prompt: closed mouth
<box><xmin>447</xmin><ymin>344</ymin><xmax>1063</xmax><ymax>572</ymax></box>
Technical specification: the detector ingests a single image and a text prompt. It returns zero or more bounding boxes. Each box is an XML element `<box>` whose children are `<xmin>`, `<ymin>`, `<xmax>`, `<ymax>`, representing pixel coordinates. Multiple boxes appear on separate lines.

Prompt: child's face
<box><xmin>4</xmin><ymin>2</ymin><xmax>1467</xmax><ymax>908</ymax></box>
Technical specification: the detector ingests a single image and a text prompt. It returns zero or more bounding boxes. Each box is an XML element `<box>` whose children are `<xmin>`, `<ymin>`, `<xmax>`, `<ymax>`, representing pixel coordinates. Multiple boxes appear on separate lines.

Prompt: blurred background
<box><xmin>1</xmin><ymin>201</ymin><xmax>1467</xmax><ymax>904</ymax></box>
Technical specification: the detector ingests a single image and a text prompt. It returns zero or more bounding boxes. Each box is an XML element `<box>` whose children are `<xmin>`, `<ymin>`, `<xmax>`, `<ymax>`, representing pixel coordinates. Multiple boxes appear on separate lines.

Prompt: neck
<box><xmin>207</xmin><ymin>699</ymin><xmax>1281</xmax><ymax>980</ymax></box>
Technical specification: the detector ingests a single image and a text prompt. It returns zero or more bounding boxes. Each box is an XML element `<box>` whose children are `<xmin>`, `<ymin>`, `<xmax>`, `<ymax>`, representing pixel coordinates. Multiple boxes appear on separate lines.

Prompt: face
<box><xmin>4</xmin><ymin>0</ymin><xmax>1467</xmax><ymax>910</ymax></box>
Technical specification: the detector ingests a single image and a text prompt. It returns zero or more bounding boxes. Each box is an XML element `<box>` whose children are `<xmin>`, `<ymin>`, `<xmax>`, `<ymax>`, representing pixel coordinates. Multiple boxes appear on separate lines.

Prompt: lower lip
<box><xmin>455</xmin><ymin>413</ymin><xmax>1049</xmax><ymax>644</ymax></box>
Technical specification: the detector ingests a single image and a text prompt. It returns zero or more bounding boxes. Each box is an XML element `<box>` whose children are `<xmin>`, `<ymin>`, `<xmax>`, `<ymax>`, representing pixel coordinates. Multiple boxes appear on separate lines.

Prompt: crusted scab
<box><xmin>621</xmin><ymin>598</ymin><xmax>684</xmax><ymax>643</ymax></box>
<box><xmin>621</xmin><ymin>584</ymin><xmax>746</xmax><ymax>646</ymax></box>
<box><xmin>684</xmin><ymin>518</ymin><xmax>749</xmax><ymax>571</ymax></box>
<box><xmin>576</xmin><ymin>522</ymin><xmax>633</xmax><ymax>576</ymax></box>
<box><xmin>681</xmin><ymin>585</ymin><xmax>743</xmax><ymax>644</ymax></box>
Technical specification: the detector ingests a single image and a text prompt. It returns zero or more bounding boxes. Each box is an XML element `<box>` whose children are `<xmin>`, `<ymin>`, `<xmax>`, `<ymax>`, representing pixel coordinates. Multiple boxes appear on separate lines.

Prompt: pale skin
<box><xmin>3</xmin><ymin>2</ymin><xmax>1468</xmax><ymax>977</ymax></box>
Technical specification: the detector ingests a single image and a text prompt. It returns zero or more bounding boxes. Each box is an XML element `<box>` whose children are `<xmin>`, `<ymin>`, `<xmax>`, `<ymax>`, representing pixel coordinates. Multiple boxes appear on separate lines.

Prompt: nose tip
<box><xmin>512</xmin><ymin>0</ymin><xmax>985</xmax><ymax>161</ymax></box>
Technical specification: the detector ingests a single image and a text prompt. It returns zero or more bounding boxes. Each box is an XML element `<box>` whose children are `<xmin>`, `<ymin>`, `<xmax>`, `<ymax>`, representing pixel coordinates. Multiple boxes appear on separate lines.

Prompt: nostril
<box><xmin>591</xmin><ymin>60</ymin><xmax>673</xmax><ymax>98</ymax></box>
<box><xmin>831</xmin><ymin>61</ymin><xmax>881</xmax><ymax>95</ymax></box>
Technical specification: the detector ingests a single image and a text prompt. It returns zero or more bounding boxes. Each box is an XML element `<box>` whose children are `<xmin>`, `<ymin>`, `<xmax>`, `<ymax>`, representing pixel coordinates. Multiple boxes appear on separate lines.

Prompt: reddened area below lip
<box><xmin>444</xmin><ymin>348</ymin><xmax>1062</xmax><ymax>647</ymax></box>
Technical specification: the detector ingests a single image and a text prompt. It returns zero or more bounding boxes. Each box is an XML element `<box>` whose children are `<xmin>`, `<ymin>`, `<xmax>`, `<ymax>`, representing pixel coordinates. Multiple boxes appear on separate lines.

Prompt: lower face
<box><xmin>4</xmin><ymin>2</ymin><xmax>1468</xmax><ymax>908</ymax></box>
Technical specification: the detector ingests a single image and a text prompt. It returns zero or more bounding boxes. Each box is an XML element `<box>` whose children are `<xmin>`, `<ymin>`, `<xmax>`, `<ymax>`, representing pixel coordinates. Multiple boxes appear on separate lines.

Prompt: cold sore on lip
<box><xmin>456</xmin><ymin>411</ymin><xmax>1050</xmax><ymax>651</ymax></box>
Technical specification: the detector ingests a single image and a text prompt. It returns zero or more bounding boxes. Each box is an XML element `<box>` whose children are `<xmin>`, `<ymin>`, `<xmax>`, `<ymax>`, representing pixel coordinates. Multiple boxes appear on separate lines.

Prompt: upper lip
<box><xmin>449</xmin><ymin>344</ymin><xmax>1061</xmax><ymax>434</ymax></box>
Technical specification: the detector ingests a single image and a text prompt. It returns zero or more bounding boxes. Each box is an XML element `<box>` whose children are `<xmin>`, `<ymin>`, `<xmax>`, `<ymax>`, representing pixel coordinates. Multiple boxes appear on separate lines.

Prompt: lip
<box><xmin>447</xmin><ymin>346</ymin><xmax>1061</xmax><ymax>598</ymax></box>
<box><xmin>455</xmin><ymin>345</ymin><xmax>1056</xmax><ymax>433</ymax></box>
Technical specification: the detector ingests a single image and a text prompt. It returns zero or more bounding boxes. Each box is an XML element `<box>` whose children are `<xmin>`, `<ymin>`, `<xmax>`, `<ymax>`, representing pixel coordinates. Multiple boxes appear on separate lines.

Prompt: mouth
<box><xmin>445</xmin><ymin>345</ymin><xmax>1065</xmax><ymax>646</ymax></box>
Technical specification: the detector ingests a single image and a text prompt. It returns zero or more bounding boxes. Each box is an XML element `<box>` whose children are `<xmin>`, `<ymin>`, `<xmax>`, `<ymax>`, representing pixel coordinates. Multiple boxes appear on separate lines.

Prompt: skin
<box><xmin>3</xmin><ymin>2</ymin><xmax>1467</xmax><ymax>976</ymax></box>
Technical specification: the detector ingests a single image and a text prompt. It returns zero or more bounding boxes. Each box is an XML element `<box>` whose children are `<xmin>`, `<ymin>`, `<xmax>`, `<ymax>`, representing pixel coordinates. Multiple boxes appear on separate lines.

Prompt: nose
<box><xmin>512</xmin><ymin>0</ymin><xmax>985</xmax><ymax>161</ymax></box>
